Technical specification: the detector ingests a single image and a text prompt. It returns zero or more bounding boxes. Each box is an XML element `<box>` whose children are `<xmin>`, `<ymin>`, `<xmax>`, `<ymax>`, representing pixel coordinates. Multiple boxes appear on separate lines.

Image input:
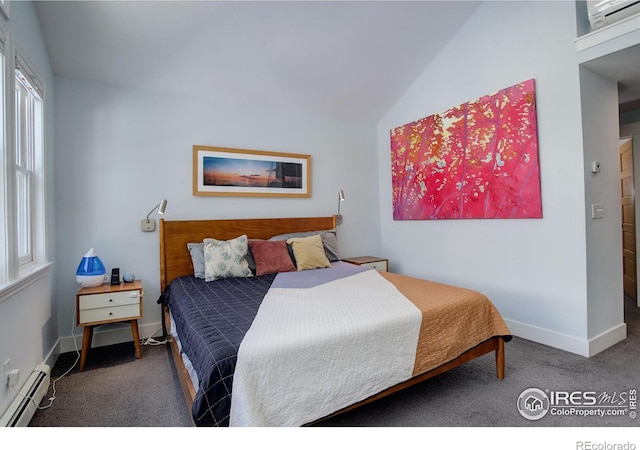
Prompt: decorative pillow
<box><xmin>248</xmin><ymin>239</ymin><xmax>296</xmax><ymax>276</ymax></box>
<box><xmin>286</xmin><ymin>234</ymin><xmax>332</xmax><ymax>271</ymax></box>
<box><xmin>319</xmin><ymin>230</ymin><xmax>340</xmax><ymax>262</ymax></box>
<box><xmin>187</xmin><ymin>243</ymin><xmax>205</xmax><ymax>278</ymax></box>
<box><xmin>203</xmin><ymin>235</ymin><xmax>253</xmax><ymax>281</ymax></box>
<box><xmin>269</xmin><ymin>229</ymin><xmax>340</xmax><ymax>261</ymax></box>
<box><xmin>188</xmin><ymin>241</ymin><xmax>255</xmax><ymax>278</ymax></box>
<box><xmin>245</xmin><ymin>246</ymin><xmax>256</xmax><ymax>273</ymax></box>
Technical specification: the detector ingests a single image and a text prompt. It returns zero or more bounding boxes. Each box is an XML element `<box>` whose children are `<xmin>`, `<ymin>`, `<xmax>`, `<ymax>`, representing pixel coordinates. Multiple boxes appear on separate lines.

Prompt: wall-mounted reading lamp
<box><xmin>141</xmin><ymin>198</ymin><xmax>167</xmax><ymax>232</ymax></box>
<box><xmin>336</xmin><ymin>189</ymin><xmax>345</xmax><ymax>225</ymax></box>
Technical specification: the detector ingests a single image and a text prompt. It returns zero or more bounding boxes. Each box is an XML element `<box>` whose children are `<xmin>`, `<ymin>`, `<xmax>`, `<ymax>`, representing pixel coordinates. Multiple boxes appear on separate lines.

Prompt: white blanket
<box><xmin>229</xmin><ymin>269</ymin><xmax>422</xmax><ymax>426</ymax></box>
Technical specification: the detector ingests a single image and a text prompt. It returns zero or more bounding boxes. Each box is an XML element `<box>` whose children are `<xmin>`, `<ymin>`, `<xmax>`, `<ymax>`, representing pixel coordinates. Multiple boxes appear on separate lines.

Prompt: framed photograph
<box><xmin>193</xmin><ymin>145</ymin><xmax>311</xmax><ymax>197</ymax></box>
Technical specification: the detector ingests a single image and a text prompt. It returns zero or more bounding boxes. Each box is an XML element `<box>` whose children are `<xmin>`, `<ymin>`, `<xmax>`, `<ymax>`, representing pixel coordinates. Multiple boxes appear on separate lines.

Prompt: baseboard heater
<box><xmin>0</xmin><ymin>363</ymin><xmax>50</xmax><ymax>427</ymax></box>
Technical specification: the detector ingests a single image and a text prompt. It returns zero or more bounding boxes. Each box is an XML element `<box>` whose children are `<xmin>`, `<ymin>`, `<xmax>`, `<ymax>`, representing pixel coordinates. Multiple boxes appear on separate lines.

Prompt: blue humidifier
<box><xmin>76</xmin><ymin>248</ymin><xmax>107</xmax><ymax>287</ymax></box>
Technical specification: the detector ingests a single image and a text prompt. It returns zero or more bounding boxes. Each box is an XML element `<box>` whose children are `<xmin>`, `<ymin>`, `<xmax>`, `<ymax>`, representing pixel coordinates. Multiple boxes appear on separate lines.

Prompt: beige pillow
<box><xmin>287</xmin><ymin>234</ymin><xmax>332</xmax><ymax>271</ymax></box>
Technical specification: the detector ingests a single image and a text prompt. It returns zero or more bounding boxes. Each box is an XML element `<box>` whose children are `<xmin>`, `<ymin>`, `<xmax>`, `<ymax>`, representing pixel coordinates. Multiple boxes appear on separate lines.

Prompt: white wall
<box><xmin>377</xmin><ymin>1</ymin><xmax>597</xmax><ymax>354</ymax></box>
<box><xmin>0</xmin><ymin>1</ymin><xmax>56</xmax><ymax>417</ymax></box>
<box><xmin>580</xmin><ymin>66</ymin><xmax>626</xmax><ymax>354</ymax></box>
<box><xmin>54</xmin><ymin>77</ymin><xmax>379</xmax><ymax>349</ymax></box>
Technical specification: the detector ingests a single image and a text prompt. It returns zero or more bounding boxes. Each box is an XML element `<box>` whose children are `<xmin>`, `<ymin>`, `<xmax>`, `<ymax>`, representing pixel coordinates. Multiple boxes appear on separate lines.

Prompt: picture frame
<box><xmin>193</xmin><ymin>145</ymin><xmax>311</xmax><ymax>198</ymax></box>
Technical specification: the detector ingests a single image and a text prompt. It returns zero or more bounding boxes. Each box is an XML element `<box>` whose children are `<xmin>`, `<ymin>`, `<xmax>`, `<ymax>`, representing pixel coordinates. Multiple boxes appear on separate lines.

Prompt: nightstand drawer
<box><xmin>361</xmin><ymin>260</ymin><xmax>388</xmax><ymax>271</ymax></box>
<box><xmin>78</xmin><ymin>290</ymin><xmax>140</xmax><ymax>310</ymax></box>
<box><xmin>79</xmin><ymin>303</ymin><xmax>141</xmax><ymax>324</ymax></box>
<box><xmin>343</xmin><ymin>256</ymin><xmax>389</xmax><ymax>271</ymax></box>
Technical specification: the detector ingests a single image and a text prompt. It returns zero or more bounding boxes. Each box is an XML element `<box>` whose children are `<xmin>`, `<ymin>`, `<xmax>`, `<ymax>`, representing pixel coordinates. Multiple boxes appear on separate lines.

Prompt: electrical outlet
<box><xmin>140</xmin><ymin>219</ymin><xmax>156</xmax><ymax>232</ymax></box>
<box><xmin>591</xmin><ymin>203</ymin><xmax>604</xmax><ymax>219</ymax></box>
<box><xmin>7</xmin><ymin>369</ymin><xmax>19</xmax><ymax>387</ymax></box>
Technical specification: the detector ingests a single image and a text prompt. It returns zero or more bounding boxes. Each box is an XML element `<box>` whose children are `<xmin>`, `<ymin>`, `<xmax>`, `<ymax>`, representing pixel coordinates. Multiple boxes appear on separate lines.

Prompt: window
<box><xmin>0</xmin><ymin>26</ymin><xmax>6</xmax><ymax>285</ymax></box>
<box><xmin>15</xmin><ymin>62</ymin><xmax>43</xmax><ymax>268</ymax></box>
<box><xmin>0</xmin><ymin>32</ymin><xmax>48</xmax><ymax>298</ymax></box>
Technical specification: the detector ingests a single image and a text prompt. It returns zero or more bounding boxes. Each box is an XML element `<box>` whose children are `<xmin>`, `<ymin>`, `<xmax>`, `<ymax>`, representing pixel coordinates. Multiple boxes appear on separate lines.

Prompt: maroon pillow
<box><xmin>248</xmin><ymin>239</ymin><xmax>296</xmax><ymax>276</ymax></box>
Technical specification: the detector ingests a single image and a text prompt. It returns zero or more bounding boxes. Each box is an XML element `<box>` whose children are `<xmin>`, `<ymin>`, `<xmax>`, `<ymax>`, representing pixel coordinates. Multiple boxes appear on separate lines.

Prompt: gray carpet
<box><xmin>29</xmin><ymin>296</ymin><xmax>640</xmax><ymax>428</ymax></box>
<box><xmin>29</xmin><ymin>341</ymin><xmax>192</xmax><ymax>427</ymax></box>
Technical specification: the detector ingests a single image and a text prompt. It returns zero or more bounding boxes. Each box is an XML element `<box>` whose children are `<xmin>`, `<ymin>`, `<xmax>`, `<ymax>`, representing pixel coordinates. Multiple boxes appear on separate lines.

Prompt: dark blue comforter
<box><xmin>160</xmin><ymin>274</ymin><xmax>276</xmax><ymax>426</ymax></box>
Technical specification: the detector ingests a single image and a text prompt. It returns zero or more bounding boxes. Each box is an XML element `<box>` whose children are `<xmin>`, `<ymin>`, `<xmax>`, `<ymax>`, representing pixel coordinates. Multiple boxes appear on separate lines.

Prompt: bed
<box><xmin>157</xmin><ymin>216</ymin><xmax>511</xmax><ymax>427</ymax></box>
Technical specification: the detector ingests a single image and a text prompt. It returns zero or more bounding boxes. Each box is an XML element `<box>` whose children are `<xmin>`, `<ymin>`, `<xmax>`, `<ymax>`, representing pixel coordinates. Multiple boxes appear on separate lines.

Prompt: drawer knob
<box><xmin>109</xmin><ymin>299</ymin><xmax>113</xmax><ymax>302</ymax></box>
<box><xmin>109</xmin><ymin>312</ymin><xmax>113</xmax><ymax>316</ymax></box>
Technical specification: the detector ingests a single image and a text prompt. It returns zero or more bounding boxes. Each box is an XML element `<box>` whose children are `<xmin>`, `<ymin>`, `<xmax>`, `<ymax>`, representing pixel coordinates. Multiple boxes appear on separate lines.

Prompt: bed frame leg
<box><xmin>161</xmin><ymin>305</ymin><xmax>168</xmax><ymax>339</ymax></box>
<box><xmin>161</xmin><ymin>319</ymin><xmax>167</xmax><ymax>339</ymax></box>
<box><xmin>495</xmin><ymin>337</ymin><xmax>505</xmax><ymax>379</ymax></box>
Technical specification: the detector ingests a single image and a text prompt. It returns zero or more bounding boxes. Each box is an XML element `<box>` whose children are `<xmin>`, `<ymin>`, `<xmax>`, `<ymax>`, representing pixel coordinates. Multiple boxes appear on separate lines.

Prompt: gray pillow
<box><xmin>187</xmin><ymin>243</ymin><xmax>205</xmax><ymax>278</ymax></box>
<box><xmin>268</xmin><ymin>229</ymin><xmax>340</xmax><ymax>262</ymax></box>
<box><xmin>188</xmin><ymin>242</ymin><xmax>256</xmax><ymax>279</ymax></box>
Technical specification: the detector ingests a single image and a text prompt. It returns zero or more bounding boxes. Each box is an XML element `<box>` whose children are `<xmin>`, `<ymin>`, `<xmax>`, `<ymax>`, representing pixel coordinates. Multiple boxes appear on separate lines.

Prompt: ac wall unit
<box><xmin>0</xmin><ymin>363</ymin><xmax>50</xmax><ymax>427</ymax></box>
<box><xmin>588</xmin><ymin>0</ymin><xmax>640</xmax><ymax>30</ymax></box>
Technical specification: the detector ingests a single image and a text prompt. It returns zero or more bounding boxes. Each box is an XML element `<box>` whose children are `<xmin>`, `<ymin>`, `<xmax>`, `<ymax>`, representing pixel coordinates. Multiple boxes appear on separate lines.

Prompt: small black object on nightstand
<box><xmin>110</xmin><ymin>268</ymin><xmax>120</xmax><ymax>285</ymax></box>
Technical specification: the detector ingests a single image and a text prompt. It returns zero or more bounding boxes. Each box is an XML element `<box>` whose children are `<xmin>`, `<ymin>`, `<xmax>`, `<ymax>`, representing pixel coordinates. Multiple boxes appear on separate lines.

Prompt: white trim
<box><xmin>3</xmin><ymin>33</ymin><xmax>16</xmax><ymax>282</ymax></box>
<box><xmin>14</xmin><ymin>46</ymin><xmax>43</xmax><ymax>99</ymax></box>
<box><xmin>575</xmin><ymin>11</ymin><xmax>640</xmax><ymax>53</ymax></box>
<box><xmin>0</xmin><ymin>18</ymin><xmax>6</xmax><ymax>50</ymax></box>
<box><xmin>504</xmin><ymin>318</ymin><xmax>591</xmax><ymax>357</ymax></box>
<box><xmin>504</xmin><ymin>318</ymin><xmax>628</xmax><ymax>357</ymax></box>
<box><xmin>0</xmin><ymin>261</ymin><xmax>52</xmax><ymax>304</ymax></box>
<box><xmin>587</xmin><ymin>322</ymin><xmax>627</xmax><ymax>356</ymax></box>
<box><xmin>0</xmin><ymin>0</ymin><xmax>9</xmax><ymax>21</ymax></box>
<box><xmin>0</xmin><ymin>23</ymin><xmax>6</xmax><ymax>284</ymax></box>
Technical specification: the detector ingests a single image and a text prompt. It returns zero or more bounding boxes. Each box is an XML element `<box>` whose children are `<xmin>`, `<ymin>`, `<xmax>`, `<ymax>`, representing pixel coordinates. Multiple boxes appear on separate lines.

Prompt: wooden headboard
<box><xmin>159</xmin><ymin>216</ymin><xmax>337</xmax><ymax>291</ymax></box>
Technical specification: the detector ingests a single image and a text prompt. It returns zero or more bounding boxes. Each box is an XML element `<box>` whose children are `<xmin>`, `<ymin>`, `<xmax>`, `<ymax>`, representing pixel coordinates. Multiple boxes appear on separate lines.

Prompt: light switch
<box><xmin>591</xmin><ymin>203</ymin><xmax>604</xmax><ymax>219</ymax></box>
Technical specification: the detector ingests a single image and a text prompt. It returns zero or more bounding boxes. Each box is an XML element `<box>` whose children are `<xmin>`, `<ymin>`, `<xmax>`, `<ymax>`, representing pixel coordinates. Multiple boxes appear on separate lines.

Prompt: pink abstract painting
<box><xmin>390</xmin><ymin>79</ymin><xmax>542</xmax><ymax>220</ymax></box>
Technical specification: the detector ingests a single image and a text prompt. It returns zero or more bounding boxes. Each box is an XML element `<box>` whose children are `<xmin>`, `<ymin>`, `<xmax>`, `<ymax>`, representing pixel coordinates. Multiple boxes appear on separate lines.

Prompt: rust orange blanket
<box><xmin>380</xmin><ymin>272</ymin><xmax>511</xmax><ymax>376</ymax></box>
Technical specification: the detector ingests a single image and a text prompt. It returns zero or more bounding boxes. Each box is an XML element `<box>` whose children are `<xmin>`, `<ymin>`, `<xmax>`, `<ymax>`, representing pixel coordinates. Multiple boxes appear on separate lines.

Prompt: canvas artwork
<box><xmin>390</xmin><ymin>79</ymin><xmax>542</xmax><ymax>220</ymax></box>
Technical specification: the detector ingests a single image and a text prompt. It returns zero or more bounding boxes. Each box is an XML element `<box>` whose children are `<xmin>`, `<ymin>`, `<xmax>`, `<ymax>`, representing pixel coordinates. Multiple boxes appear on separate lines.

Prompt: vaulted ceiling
<box><xmin>34</xmin><ymin>1</ymin><xmax>640</xmax><ymax>121</ymax></box>
<box><xmin>34</xmin><ymin>1</ymin><xmax>482</xmax><ymax>123</ymax></box>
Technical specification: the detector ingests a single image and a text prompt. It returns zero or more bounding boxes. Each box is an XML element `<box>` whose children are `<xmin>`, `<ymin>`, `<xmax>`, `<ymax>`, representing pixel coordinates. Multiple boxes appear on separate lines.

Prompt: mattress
<box><xmin>161</xmin><ymin>262</ymin><xmax>511</xmax><ymax>426</ymax></box>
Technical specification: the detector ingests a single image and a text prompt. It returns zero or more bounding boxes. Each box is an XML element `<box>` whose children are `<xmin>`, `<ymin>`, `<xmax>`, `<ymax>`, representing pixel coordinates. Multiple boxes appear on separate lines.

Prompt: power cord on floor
<box><xmin>24</xmin><ymin>320</ymin><xmax>170</xmax><ymax>411</ymax></box>
<box><xmin>20</xmin><ymin>320</ymin><xmax>171</xmax><ymax>411</ymax></box>
<box><xmin>142</xmin><ymin>336</ymin><xmax>172</xmax><ymax>345</ymax></box>
<box><xmin>38</xmin><ymin>310</ymin><xmax>80</xmax><ymax>410</ymax></box>
<box><xmin>140</xmin><ymin>325</ymin><xmax>172</xmax><ymax>346</ymax></box>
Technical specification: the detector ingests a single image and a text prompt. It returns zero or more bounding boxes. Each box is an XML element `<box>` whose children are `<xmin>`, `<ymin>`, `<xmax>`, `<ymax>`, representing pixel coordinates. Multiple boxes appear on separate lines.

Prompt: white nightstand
<box><xmin>342</xmin><ymin>256</ymin><xmax>388</xmax><ymax>272</ymax></box>
<box><xmin>76</xmin><ymin>280</ymin><xmax>143</xmax><ymax>370</ymax></box>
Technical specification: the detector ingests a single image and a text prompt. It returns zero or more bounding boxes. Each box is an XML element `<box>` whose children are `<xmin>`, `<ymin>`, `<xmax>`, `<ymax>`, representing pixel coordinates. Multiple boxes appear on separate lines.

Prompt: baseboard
<box><xmin>504</xmin><ymin>318</ymin><xmax>627</xmax><ymax>357</ymax></box>
<box><xmin>504</xmin><ymin>318</ymin><xmax>591</xmax><ymax>356</ymax></box>
<box><xmin>57</xmin><ymin>321</ymin><xmax>164</xmax><ymax>354</ymax></box>
<box><xmin>587</xmin><ymin>322</ymin><xmax>627</xmax><ymax>356</ymax></box>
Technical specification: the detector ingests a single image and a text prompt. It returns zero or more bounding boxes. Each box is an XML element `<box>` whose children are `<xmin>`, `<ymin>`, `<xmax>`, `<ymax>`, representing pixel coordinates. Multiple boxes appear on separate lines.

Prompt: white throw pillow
<box><xmin>203</xmin><ymin>235</ymin><xmax>253</xmax><ymax>281</ymax></box>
